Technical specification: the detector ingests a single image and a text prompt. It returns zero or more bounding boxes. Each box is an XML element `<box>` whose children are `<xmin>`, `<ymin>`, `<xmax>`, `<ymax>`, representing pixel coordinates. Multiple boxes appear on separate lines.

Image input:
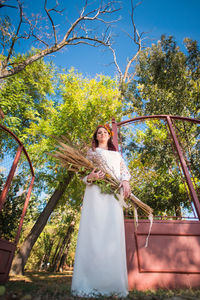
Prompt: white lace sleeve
<box><xmin>82</xmin><ymin>149</ymin><xmax>95</xmax><ymax>185</ymax></box>
<box><xmin>120</xmin><ymin>156</ymin><xmax>131</xmax><ymax>182</ymax></box>
<box><xmin>86</xmin><ymin>148</ymin><xmax>95</xmax><ymax>161</ymax></box>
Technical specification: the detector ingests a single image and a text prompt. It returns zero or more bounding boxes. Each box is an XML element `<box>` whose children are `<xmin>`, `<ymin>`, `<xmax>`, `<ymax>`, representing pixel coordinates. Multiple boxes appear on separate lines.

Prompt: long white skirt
<box><xmin>71</xmin><ymin>184</ymin><xmax>128</xmax><ymax>298</ymax></box>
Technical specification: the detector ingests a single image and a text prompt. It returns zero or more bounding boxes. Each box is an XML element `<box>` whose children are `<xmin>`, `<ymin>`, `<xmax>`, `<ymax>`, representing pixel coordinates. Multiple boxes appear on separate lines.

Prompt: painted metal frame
<box><xmin>0</xmin><ymin>124</ymin><xmax>35</xmax><ymax>283</ymax></box>
<box><xmin>112</xmin><ymin>115</ymin><xmax>200</xmax><ymax>290</ymax></box>
<box><xmin>112</xmin><ymin>115</ymin><xmax>200</xmax><ymax>219</ymax></box>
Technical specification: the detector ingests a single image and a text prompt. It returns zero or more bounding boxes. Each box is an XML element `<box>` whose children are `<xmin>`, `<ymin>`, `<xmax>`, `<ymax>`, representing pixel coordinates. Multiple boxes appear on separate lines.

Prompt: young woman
<box><xmin>71</xmin><ymin>124</ymin><xmax>131</xmax><ymax>297</ymax></box>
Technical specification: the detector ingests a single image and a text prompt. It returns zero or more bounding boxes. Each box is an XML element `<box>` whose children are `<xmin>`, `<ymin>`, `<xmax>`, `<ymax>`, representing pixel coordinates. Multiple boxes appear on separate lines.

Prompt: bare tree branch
<box><xmin>0</xmin><ymin>0</ymin><xmax>17</xmax><ymax>9</ymax></box>
<box><xmin>122</xmin><ymin>0</ymin><xmax>142</xmax><ymax>83</ymax></box>
<box><xmin>0</xmin><ymin>0</ymin><xmax>121</xmax><ymax>79</ymax></box>
<box><xmin>3</xmin><ymin>0</ymin><xmax>23</xmax><ymax>67</ymax></box>
<box><xmin>109</xmin><ymin>45</ymin><xmax>122</xmax><ymax>80</ymax></box>
<box><xmin>66</xmin><ymin>35</ymin><xmax>110</xmax><ymax>47</ymax></box>
<box><xmin>44</xmin><ymin>0</ymin><xmax>61</xmax><ymax>45</ymax></box>
<box><xmin>0</xmin><ymin>17</ymin><xmax>14</xmax><ymax>54</ymax></box>
<box><xmin>32</xmin><ymin>33</ymin><xmax>49</xmax><ymax>47</ymax></box>
<box><xmin>109</xmin><ymin>0</ymin><xmax>143</xmax><ymax>85</ymax></box>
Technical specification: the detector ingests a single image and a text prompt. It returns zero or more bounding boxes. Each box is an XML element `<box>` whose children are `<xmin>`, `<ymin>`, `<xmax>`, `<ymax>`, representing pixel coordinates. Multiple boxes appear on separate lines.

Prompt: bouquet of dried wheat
<box><xmin>52</xmin><ymin>137</ymin><xmax>153</xmax><ymax>224</ymax></box>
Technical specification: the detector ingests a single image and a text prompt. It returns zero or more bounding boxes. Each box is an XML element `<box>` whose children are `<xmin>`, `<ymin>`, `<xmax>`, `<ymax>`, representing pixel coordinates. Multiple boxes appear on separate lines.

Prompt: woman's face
<box><xmin>96</xmin><ymin>127</ymin><xmax>110</xmax><ymax>144</ymax></box>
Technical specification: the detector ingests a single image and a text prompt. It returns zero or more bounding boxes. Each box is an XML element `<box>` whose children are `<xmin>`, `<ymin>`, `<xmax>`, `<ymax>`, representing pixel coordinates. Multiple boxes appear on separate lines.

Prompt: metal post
<box><xmin>166</xmin><ymin>116</ymin><xmax>200</xmax><ymax>219</ymax></box>
<box><xmin>112</xmin><ymin>117</ymin><xmax>119</xmax><ymax>151</ymax></box>
<box><xmin>0</xmin><ymin>145</ymin><xmax>23</xmax><ymax>211</ymax></box>
<box><xmin>14</xmin><ymin>176</ymin><xmax>35</xmax><ymax>245</ymax></box>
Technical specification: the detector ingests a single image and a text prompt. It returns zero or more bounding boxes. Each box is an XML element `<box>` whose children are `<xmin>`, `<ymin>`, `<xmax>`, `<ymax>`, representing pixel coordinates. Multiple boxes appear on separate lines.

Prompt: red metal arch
<box><xmin>116</xmin><ymin>115</ymin><xmax>200</xmax><ymax>126</ymax></box>
<box><xmin>112</xmin><ymin>115</ymin><xmax>200</xmax><ymax>290</ymax></box>
<box><xmin>0</xmin><ymin>124</ymin><xmax>34</xmax><ymax>176</ymax></box>
<box><xmin>0</xmin><ymin>124</ymin><xmax>35</xmax><ymax>283</ymax></box>
<box><xmin>112</xmin><ymin>115</ymin><xmax>200</xmax><ymax>219</ymax></box>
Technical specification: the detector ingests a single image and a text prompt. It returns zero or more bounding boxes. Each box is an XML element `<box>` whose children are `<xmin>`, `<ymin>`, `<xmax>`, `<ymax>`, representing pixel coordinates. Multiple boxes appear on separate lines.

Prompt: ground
<box><xmin>1</xmin><ymin>271</ymin><xmax>200</xmax><ymax>300</ymax></box>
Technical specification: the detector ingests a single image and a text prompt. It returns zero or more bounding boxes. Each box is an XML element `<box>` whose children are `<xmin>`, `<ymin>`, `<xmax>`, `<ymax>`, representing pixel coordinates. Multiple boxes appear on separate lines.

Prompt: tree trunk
<box><xmin>39</xmin><ymin>240</ymin><xmax>54</xmax><ymax>271</ymax></box>
<box><xmin>175</xmin><ymin>204</ymin><xmax>182</xmax><ymax>219</ymax></box>
<box><xmin>58</xmin><ymin>221</ymin><xmax>75</xmax><ymax>272</ymax></box>
<box><xmin>49</xmin><ymin>235</ymin><xmax>63</xmax><ymax>271</ymax></box>
<box><xmin>52</xmin><ymin>220</ymin><xmax>75</xmax><ymax>272</ymax></box>
<box><xmin>10</xmin><ymin>173</ymin><xmax>73</xmax><ymax>275</ymax></box>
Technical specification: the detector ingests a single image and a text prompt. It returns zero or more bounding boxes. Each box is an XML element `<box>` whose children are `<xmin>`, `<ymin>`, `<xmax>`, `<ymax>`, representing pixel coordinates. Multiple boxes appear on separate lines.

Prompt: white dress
<box><xmin>71</xmin><ymin>148</ymin><xmax>131</xmax><ymax>298</ymax></box>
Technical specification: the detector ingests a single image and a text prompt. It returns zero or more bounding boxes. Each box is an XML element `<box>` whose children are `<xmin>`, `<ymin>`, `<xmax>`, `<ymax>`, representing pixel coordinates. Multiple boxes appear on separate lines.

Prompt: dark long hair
<box><xmin>92</xmin><ymin>125</ymin><xmax>117</xmax><ymax>151</ymax></box>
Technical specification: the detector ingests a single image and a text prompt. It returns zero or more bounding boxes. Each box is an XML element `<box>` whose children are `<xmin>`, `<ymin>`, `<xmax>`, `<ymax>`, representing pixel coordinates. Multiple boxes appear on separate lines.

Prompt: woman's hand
<box><xmin>87</xmin><ymin>168</ymin><xmax>105</xmax><ymax>182</ymax></box>
<box><xmin>120</xmin><ymin>180</ymin><xmax>131</xmax><ymax>199</ymax></box>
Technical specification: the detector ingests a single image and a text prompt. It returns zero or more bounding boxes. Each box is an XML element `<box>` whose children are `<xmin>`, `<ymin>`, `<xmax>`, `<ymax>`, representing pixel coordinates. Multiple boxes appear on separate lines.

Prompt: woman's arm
<box><xmin>120</xmin><ymin>156</ymin><xmax>131</xmax><ymax>198</ymax></box>
<box><xmin>120</xmin><ymin>180</ymin><xmax>131</xmax><ymax>198</ymax></box>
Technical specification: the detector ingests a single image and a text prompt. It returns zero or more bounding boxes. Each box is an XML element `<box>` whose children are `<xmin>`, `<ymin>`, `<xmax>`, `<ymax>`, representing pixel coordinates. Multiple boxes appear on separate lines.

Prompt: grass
<box><xmin>1</xmin><ymin>271</ymin><xmax>200</xmax><ymax>300</ymax></box>
<box><xmin>4</xmin><ymin>271</ymin><xmax>72</xmax><ymax>299</ymax></box>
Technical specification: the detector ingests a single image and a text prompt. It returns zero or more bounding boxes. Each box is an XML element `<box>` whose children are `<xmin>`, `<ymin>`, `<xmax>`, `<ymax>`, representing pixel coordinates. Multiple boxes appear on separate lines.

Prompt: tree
<box><xmin>57</xmin><ymin>221</ymin><xmax>75</xmax><ymax>272</ymax></box>
<box><xmin>0</xmin><ymin>174</ymin><xmax>27</xmax><ymax>240</ymax></box>
<box><xmin>51</xmin><ymin>220</ymin><xmax>75</xmax><ymax>272</ymax></box>
<box><xmin>124</xmin><ymin>120</ymin><xmax>191</xmax><ymax>217</ymax></box>
<box><xmin>11</xmin><ymin>173</ymin><xmax>73</xmax><ymax>274</ymax></box>
<box><xmin>0</xmin><ymin>57</ymin><xmax>58</xmax><ymax>242</ymax></box>
<box><xmin>0</xmin><ymin>0</ymin><xmax>120</xmax><ymax>79</ymax></box>
<box><xmin>0</xmin><ymin>57</ymin><xmax>56</xmax><ymax>139</ymax></box>
<box><xmin>126</xmin><ymin>35</ymin><xmax>200</xmax><ymax>117</ymax></box>
<box><xmin>9</xmin><ymin>67</ymin><xmax>124</xmax><ymax>274</ymax></box>
<box><xmin>109</xmin><ymin>0</ymin><xmax>145</xmax><ymax>88</ymax></box>
<box><xmin>121</xmin><ymin>36</ymin><xmax>200</xmax><ymax>217</ymax></box>
<box><xmin>0</xmin><ymin>0</ymin><xmax>146</xmax><ymax>273</ymax></box>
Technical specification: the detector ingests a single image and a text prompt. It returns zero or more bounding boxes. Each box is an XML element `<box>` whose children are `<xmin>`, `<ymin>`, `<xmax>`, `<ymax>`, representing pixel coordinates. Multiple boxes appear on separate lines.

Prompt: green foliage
<box><xmin>124</xmin><ymin>120</ymin><xmax>191</xmax><ymax>217</ymax></box>
<box><xmin>0</xmin><ymin>55</ymin><xmax>56</xmax><ymax>140</ymax></box>
<box><xmin>122</xmin><ymin>36</ymin><xmax>200</xmax><ymax>217</ymax></box>
<box><xmin>52</xmin><ymin>68</ymin><xmax>122</xmax><ymax>141</ymax></box>
<box><xmin>24</xmin><ymin>68</ymin><xmax>123</xmax><ymax>202</ymax></box>
<box><xmin>126</xmin><ymin>35</ymin><xmax>200</xmax><ymax>118</ymax></box>
<box><xmin>0</xmin><ymin>174</ymin><xmax>25</xmax><ymax>240</ymax></box>
<box><xmin>25</xmin><ymin>208</ymin><xmax>80</xmax><ymax>271</ymax></box>
<box><xmin>25</xmin><ymin>225</ymin><xmax>55</xmax><ymax>271</ymax></box>
<box><xmin>0</xmin><ymin>57</ymin><xmax>124</xmax><ymax>268</ymax></box>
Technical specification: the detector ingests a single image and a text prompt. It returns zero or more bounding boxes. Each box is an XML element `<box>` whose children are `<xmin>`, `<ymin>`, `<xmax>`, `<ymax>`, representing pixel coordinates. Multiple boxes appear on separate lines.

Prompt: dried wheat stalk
<box><xmin>51</xmin><ymin>139</ymin><xmax>153</xmax><ymax>221</ymax></box>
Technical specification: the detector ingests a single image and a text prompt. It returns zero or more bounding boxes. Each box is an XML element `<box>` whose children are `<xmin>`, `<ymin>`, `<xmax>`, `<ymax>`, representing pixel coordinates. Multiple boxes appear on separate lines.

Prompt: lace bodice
<box><xmin>86</xmin><ymin>148</ymin><xmax>131</xmax><ymax>182</ymax></box>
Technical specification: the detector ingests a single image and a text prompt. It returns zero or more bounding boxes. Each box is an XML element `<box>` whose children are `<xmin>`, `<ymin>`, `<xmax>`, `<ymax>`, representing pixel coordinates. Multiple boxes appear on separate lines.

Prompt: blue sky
<box><xmin>1</xmin><ymin>1</ymin><xmax>199</xmax><ymax>217</ymax></box>
<box><xmin>1</xmin><ymin>0</ymin><xmax>200</xmax><ymax>78</ymax></box>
